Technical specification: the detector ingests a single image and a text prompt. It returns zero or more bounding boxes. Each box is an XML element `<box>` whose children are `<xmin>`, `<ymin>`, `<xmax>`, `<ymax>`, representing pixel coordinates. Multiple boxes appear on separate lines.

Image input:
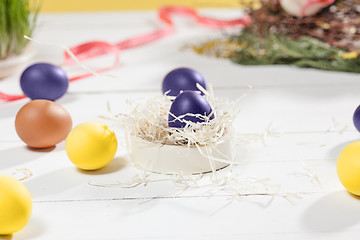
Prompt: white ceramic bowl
<box><xmin>129</xmin><ymin>132</ymin><xmax>234</xmax><ymax>175</ymax></box>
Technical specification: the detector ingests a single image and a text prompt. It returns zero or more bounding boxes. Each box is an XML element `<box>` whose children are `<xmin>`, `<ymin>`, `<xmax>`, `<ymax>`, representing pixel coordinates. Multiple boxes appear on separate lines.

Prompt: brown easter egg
<box><xmin>15</xmin><ymin>100</ymin><xmax>72</xmax><ymax>148</ymax></box>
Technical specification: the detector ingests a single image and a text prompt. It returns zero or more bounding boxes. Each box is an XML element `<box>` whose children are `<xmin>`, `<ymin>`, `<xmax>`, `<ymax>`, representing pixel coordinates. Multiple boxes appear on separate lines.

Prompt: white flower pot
<box><xmin>0</xmin><ymin>43</ymin><xmax>36</xmax><ymax>79</ymax></box>
<box><xmin>129</xmin><ymin>132</ymin><xmax>234</xmax><ymax>175</ymax></box>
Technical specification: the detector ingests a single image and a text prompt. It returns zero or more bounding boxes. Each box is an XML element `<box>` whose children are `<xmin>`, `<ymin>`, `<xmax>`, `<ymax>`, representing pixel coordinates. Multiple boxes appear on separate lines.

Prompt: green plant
<box><xmin>230</xmin><ymin>28</ymin><xmax>360</xmax><ymax>73</ymax></box>
<box><xmin>0</xmin><ymin>0</ymin><xmax>39</xmax><ymax>59</ymax></box>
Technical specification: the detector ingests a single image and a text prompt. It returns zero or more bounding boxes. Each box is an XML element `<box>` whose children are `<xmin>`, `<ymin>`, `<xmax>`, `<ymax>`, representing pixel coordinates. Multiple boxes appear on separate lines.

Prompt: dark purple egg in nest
<box><xmin>168</xmin><ymin>90</ymin><xmax>214</xmax><ymax>128</ymax></box>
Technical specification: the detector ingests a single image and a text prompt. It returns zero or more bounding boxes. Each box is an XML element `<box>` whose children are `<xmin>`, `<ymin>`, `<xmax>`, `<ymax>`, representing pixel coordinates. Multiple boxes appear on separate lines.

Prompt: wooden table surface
<box><xmin>1</xmin><ymin>9</ymin><xmax>360</xmax><ymax>240</ymax></box>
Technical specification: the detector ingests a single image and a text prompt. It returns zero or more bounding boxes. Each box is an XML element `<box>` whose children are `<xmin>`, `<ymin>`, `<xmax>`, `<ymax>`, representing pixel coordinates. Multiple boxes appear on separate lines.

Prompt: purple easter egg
<box><xmin>20</xmin><ymin>63</ymin><xmax>69</xmax><ymax>101</ymax></box>
<box><xmin>353</xmin><ymin>105</ymin><xmax>360</xmax><ymax>132</ymax></box>
<box><xmin>168</xmin><ymin>90</ymin><xmax>214</xmax><ymax>128</ymax></box>
<box><xmin>162</xmin><ymin>68</ymin><xmax>207</xmax><ymax>97</ymax></box>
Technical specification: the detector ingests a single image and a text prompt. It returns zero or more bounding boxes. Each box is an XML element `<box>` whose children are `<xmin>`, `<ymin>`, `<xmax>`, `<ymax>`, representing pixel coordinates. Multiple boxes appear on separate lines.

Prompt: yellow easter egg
<box><xmin>0</xmin><ymin>175</ymin><xmax>32</xmax><ymax>235</ymax></box>
<box><xmin>337</xmin><ymin>141</ymin><xmax>360</xmax><ymax>196</ymax></box>
<box><xmin>65</xmin><ymin>121</ymin><xmax>118</xmax><ymax>170</ymax></box>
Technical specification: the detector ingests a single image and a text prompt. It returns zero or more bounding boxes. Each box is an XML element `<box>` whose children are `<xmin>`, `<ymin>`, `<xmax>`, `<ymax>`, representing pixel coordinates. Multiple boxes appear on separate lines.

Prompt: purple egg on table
<box><xmin>162</xmin><ymin>67</ymin><xmax>207</xmax><ymax>97</ymax></box>
<box><xmin>353</xmin><ymin>105</ymin><xmax>360</xmax><ymax>132</ymax></box>
<box><xmin>20</xmin><ymin>63</ymin><xmax>69</xmax><ymax>101</ymax></box>
<box><xmin>168</xmin><ymin>90</ymin><xmax>214</xmax><ymax>128</ymax></box>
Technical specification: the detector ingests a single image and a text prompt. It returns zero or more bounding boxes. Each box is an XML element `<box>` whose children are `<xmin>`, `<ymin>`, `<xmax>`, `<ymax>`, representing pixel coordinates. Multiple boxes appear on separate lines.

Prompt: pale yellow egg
<box><xmin>337</xmin><ymin>141</ymin><xmax>360</xmax><ymax>196</ymax></box>
<box><xmin>65</xmin><ymin>121</ymin><xmax>118</xmax><ymax>170</ymax></box>
<box><xmin>0</xmin><ymin>175</ymin><xmax>32</xmax><ymax>235</ymax></box>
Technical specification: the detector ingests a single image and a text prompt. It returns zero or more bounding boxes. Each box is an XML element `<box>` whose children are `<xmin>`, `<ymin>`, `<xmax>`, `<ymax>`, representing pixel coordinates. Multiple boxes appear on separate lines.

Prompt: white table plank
<box><xmin>9</xmin><ymin>192</ymin><xmax>360</xmax><ymax>240</ymax></box>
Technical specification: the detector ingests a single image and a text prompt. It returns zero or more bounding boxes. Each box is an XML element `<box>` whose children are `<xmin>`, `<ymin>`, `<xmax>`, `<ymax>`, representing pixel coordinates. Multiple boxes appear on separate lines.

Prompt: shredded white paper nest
<box><xmin>124</xmin><ymin>85</ymin><xmax>241</xmax><ymax>148</ymax></box>
<box><xmin>104</xmin><ymin>85</ymin><xmax>243</xmax><ymax>174</ymax></box>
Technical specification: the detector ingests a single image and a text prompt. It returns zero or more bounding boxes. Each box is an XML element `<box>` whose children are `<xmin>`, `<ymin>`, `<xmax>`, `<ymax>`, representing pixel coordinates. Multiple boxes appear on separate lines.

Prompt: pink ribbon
<box><xmin>1</xmin><ymin>6</ymin><xmax>251</xmax><ymax>102</ymax></box>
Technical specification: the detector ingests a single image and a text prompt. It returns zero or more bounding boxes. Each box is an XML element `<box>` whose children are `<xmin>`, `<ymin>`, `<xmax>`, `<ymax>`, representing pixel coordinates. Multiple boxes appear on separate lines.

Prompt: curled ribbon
<box><xmin>1</xmin><ymin>6</ymin><xmax>251</xmax><ymax>102</ymax></box>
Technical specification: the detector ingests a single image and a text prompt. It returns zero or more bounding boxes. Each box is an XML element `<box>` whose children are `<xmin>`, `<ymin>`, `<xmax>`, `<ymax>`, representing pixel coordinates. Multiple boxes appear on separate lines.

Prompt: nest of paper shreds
<box><xmin>193</xmin><ymin>0</ymin><xmax>360</xmax><ymax>73</ymax></box>
<box><xmin>127</xmin><ymin>93</ymin><xmax>236</xmax><ymax>148</ymax></box>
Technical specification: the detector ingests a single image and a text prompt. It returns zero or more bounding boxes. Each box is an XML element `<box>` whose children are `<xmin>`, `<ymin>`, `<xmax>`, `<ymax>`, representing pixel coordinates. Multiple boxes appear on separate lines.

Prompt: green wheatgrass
<box><xmin>0</xmin><ymin>0</ymin><xmax>39</xmax><ymax>59</ymax></box>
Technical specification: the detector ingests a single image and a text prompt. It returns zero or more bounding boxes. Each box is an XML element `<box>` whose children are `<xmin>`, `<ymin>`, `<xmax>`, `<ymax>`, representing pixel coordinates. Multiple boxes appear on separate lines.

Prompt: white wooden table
<box><xmin>1</xmin><ymin>9</ymin><xmax>360</xmax><ymax>240</ymax></box>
